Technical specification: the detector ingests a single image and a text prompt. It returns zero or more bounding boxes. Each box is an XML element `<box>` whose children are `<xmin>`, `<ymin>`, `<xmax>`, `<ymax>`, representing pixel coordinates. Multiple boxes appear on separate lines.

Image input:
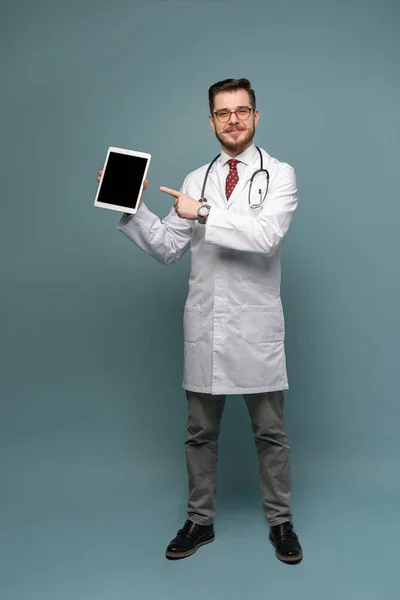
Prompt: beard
<box><xmin>214</xmin><ymin>119</ymin><xmax>256</xmax><ymax>154</ymax></box>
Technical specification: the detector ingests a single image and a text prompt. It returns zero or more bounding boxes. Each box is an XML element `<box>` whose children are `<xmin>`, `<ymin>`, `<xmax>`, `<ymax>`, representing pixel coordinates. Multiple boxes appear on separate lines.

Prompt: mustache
<box><xmin>225</xmin><ymin>126</ymin><xmax>246</xmax><ymax>132</ymax></box>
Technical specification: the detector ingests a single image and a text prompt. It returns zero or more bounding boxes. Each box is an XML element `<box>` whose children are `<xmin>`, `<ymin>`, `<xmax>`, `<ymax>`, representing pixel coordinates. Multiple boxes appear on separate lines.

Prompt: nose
<box><xmin>228</xmin><ymin>110</ymin><xmax>239</xmax><ymax>124</ymax></box>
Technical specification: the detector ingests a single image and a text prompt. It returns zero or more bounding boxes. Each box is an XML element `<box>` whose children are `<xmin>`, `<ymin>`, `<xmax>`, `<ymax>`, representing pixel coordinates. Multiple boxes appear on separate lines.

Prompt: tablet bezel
<box><xmin>94</xmin><ymin>146</ymin><xmax>151</xmax><ymax>214</ymax></box>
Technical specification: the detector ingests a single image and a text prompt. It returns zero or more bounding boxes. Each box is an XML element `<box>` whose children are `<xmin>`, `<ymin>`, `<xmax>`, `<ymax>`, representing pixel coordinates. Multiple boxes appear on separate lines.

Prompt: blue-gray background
<box><xmin>1</xmin><ymin>1</ymin><xmax>399</xmax><ymax>598</ymax></box>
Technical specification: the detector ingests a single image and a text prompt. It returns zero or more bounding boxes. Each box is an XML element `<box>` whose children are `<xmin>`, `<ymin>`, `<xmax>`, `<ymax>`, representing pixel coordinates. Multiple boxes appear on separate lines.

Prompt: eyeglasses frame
<box><xmin>211</xmin><ymin>106</ymin><xmax>255</xmax><ymax>123</ymax></box>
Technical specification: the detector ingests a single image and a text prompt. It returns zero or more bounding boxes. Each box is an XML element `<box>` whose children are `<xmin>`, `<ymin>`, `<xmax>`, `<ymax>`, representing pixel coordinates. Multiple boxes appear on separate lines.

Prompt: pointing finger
<box><xmin>160</xmin><ymin>186</ymin><xmax>180</xmax><ymax>199</ymax></box>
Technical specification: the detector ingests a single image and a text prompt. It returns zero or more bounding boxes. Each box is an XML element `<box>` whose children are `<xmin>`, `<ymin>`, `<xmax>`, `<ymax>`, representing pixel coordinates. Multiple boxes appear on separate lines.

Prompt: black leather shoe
<box><xmin>269</xmin><ymin>521</ymin><xmax>303</xmax><ymax>564</ymax></box>
<box><xmin>166</xmin><ymin>519</ymin><xmax>215</xmax><ymax>560</ymax></box>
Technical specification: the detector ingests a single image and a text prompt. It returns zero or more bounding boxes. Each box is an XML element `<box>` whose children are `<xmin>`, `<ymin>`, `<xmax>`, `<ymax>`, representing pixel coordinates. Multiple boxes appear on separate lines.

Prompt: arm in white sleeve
<box><xmin>117</xmin><ymin>178</ymin><xmax>193</xmax><ymax>265</ymax></box>
<box><xmin>204</xmin><ymin>165</ymin><xmax>298</xmax><ymax>255</ymax></box>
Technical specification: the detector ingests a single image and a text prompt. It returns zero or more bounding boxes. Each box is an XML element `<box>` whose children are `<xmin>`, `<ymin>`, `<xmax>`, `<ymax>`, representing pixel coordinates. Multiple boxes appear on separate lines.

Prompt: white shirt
<box><xmin>219</xmin><ymin>143</ymin><xmax>259</xmax><ymax>181</ymax></box>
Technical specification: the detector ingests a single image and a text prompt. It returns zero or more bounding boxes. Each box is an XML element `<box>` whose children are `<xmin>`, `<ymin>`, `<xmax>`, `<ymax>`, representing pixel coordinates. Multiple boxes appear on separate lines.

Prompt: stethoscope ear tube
<box><xmin>200</xmin><ymin>154</ymin><xmax>220</xmax><ymax>200</ymax></box>
<box><xmin>248</xmin><ymin>166</ymin><xmax>269</xmax><ymax>208</ymax></box>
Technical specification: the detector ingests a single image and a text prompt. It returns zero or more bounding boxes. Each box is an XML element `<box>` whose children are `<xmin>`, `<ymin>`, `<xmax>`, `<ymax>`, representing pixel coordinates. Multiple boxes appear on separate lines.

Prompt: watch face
<box><xmin>199</xmin><ymin>206</ymin><xmax>209</xmax><ymax>217</ymax></box>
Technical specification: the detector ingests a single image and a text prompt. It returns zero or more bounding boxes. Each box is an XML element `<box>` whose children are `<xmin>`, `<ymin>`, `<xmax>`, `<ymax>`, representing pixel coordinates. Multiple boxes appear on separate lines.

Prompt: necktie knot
<box><xmin>227</xmin><ymin>159</ymin><xmax>239</xmax><ymax>170</ymax></box>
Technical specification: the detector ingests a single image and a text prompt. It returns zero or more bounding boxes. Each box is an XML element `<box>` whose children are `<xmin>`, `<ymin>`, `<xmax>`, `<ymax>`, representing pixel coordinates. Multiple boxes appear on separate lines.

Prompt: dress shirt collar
<box><xmin>220</xmin><ymin>143</ymin><xmax>258</xmax><ymax>167</ymax></box>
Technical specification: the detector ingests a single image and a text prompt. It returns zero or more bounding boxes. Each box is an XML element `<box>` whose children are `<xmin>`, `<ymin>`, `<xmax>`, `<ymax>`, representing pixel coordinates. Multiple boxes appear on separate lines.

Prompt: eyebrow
<box><xmin>214</xmin><ymin>105</ymin><xmax>251</xmax><ymax>112</ymax></box>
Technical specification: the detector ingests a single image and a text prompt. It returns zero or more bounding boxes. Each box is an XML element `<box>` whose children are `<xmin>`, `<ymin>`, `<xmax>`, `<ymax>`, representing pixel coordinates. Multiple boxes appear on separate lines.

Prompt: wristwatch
<box><xmin>197</xmin><ymin>203</ymin><xmax>211</xmax><ymax>224</ymax></box>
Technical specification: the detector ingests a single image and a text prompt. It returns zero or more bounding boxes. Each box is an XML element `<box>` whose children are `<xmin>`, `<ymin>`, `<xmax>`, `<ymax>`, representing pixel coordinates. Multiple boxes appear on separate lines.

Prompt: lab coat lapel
<box><xmin>207</xmin><ymin>162</ymin><xmax>227</xmax><ymax>208</ymax></box>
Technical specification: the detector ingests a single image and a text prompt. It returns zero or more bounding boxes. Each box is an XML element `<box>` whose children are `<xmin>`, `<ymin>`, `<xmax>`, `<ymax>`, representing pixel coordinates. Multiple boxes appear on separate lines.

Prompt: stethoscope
<box><xmin>200</xmin><ymin>146</ymin><xmax>269</xmax><ymax>209</ymax></box>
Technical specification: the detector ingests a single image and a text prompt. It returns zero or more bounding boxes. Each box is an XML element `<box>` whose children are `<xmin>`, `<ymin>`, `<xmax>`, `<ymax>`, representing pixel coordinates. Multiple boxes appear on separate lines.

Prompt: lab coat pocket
<box><xmin>240</xmin><ymin>305</ymin><xmax>284</xmax><ymax>344</ymax></box>
<box><xmin>183</xmin><ymin>306</ymin><xmax>203</xmax><ymax>343</ymax></box>
<box><xmin>183</xmin><ymin>283</ymin><xmax>203</xmax><ymax>343</ymax></box>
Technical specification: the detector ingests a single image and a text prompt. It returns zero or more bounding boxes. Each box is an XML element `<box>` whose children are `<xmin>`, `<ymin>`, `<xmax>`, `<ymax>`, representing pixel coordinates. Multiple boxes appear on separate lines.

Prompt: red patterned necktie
<box><xmin>225</xmin><ymin>159</ymin><xmax>239</xmax><ymax>200</ymax></box>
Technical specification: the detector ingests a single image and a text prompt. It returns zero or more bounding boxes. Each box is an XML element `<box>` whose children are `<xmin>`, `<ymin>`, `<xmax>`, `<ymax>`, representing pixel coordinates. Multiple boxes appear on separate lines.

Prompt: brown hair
<box><xmin>208</xmin><ymin>78</ymin><xmax>256</xmax><ymax>114</ymax></box>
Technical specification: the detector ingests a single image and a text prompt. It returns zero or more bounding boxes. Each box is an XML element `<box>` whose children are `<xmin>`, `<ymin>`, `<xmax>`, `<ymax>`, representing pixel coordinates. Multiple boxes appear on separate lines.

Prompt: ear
<box><xmin>209</xmin><ymin>114</ymin><xmax>216</xmax><ymax>132</ymax></box>
<box><xmin>254</xmin><ymin>109</ymin><xmax>260</xmax><ymax>127</ymax></box>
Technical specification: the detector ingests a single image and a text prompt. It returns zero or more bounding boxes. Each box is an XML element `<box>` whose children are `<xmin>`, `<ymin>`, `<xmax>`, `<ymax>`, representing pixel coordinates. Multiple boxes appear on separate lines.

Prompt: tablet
<box><xmin>94</xmin><ymin>147</ymin><xmax>151</xmax><ymax>214</ymax></box>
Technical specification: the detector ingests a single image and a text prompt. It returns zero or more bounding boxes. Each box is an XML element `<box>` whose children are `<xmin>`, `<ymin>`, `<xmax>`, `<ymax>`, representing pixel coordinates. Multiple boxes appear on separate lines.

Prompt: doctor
<box><xmin>103</xmin><ymin>78</ymin><xmax>302</xmax><ymax>564</ymax></box>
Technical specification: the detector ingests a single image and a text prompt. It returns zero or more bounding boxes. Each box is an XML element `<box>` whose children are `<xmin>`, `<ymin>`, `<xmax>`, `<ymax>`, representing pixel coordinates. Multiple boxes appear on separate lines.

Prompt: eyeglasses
<box><xmin>212</xmin><ymin>107</ymin><xmax>254</xmax><ymax>123</ymax></box>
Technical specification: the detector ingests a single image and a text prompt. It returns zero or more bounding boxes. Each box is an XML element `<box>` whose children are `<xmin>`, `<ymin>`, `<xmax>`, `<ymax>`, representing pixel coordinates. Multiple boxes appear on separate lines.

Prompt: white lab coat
<box><xmin>118</xmin><ymin>145</ymin><xmax>298</xmax><ymax>395</ymax></box>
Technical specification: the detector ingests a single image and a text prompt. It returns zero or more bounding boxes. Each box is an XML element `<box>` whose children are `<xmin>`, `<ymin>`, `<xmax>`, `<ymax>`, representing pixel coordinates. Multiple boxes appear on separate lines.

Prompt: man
<box><xmin>97</xmin><ymin>78</ymin><xmax>302</xmax><ymax>564</ymax></box>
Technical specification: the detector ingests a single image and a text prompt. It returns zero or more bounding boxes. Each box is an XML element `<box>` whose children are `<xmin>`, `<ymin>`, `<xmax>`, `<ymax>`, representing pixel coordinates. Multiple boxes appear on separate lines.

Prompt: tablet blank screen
<box><xmin>97</xmin><ymin>152</ymin><xmax>148</xmax><ymax>210</ymax></box>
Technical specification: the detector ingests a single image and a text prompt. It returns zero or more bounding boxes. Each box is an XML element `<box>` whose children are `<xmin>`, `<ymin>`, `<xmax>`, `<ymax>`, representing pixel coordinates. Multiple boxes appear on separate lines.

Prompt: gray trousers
<box><xmin>185</xmin><ymin>390</ymin><xmax>292</xmax><ymax>527</ymax></box>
